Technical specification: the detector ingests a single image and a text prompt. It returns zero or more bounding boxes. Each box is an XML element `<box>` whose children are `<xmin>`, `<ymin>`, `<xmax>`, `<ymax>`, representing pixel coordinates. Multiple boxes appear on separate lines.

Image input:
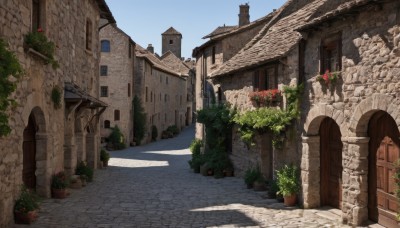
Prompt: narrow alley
<box><xmin>14</xmin><ymin>126</ymin><xmax>348</xmax><ymax>228</ymax></box>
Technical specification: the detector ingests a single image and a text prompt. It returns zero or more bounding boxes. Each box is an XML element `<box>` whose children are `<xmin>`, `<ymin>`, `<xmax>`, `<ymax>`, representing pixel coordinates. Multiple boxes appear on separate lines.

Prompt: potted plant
<box><xmin>76</xmin><ymin>161</ymin><xmax>94</xmax><ymax>182</ymax></box>
<box><xmin>276</xmin><ymin>164</ymin><xmax>300</xmax><ymax>206</ymax></box>
<box><xmin>253</xmin><ymin>174</ymin><xmax>266</xmax><ymax>191</ymax></box>
<box><xmin>244</xmin><ymin>167</ymin><xmax>258</xmax><ymax>189</ymax></box>
<box><xmin>100</xmin><ymin>149</ymin><xmax>110</xmax><ymax>167</ymax></box>
<box><xmin>14</xmin><ymin>186</ymin><xmax>40</xmax><ymax>224</ymax></box>
<box><xmin>51</xmin><ymin>171</ymin><xmax>69</xmax><ymax>199</ymax></box>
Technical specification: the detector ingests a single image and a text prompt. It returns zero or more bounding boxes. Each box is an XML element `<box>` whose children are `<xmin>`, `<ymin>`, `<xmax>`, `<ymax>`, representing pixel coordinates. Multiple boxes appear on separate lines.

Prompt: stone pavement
<box><xmin>14</xmin><ymin>126</ymin><xmax>377</xmax><ymax>228</ymax></box>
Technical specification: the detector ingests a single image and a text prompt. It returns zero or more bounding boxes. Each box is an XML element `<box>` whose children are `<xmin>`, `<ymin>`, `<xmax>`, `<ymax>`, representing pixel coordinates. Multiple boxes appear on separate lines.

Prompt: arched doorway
<box><xmin>368</xmin><ymin>111</ymin><xmax>399</xmax><ymax>227</ymax></box>
<box><xmin>23</xmin><ymin>113</ymin><xmax>37</xmax><ymax>190</ymax></box>
<box><xmin>319</xmin><ymin>117</ymin><xmax>343</xmax><ymax>209</ymax></box>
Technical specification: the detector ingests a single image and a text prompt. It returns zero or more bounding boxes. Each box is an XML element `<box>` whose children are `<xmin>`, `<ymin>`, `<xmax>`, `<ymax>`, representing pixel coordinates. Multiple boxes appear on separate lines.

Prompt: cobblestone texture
<box><xmin>13</xmin><ymin>126</ymin><xmax>362</xmax><ymax>228</ymax></box>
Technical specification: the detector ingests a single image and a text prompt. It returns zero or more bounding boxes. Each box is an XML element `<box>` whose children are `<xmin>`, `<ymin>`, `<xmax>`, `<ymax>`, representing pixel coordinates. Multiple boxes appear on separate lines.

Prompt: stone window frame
<box><xmin>100</xmin><ymin>86</ymin><xmax>108</xmax><ymax>97</ymax></box>
<box><xmin>104</xmin><ymin>120</ymin><xmax>110</xmax><ymax>128</ymax></box>
<box><xmin>100</xmin><ymin>65</ymin><xmax>108</xmax><ymax>76</ymax></box>
<box><xmin>101</xmin><ymin>40</ymin><xmax>111</xmax><ymax>52</ymax></box>
<box><xmin>253</xmin><ymin>64</ymin><xmax>278</xmax><ymax>91</ymax></box>
<box><xmin>319</xmin><ymin>32</ymin><xmax>342</xmax><ymax>74</ymax></box>
<box><xmin>114</xmin><ymin>110</ymin><xmax>120</xmax><ymax>121</ymax></box>
<box><xmin>86</xmin><ymin>19</ymin><xmax>93</xmax><ymax>51</ymax></box>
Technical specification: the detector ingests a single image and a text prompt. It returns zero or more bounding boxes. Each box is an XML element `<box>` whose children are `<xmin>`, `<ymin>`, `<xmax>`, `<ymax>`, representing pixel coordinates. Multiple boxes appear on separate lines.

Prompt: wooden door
<box><xmin>320</xmin><ymin>118</ymin><xmax>343</xmax><ymax>209</ymax></box>
<box><xmin>368</xmin><ymin>111</ymin><xmax>399</xmax><ymax>227</ymax></box>
<box><xmin>23</xmin><ymin>114</ymin><xmax>37</xmax><ymax>190</ymax></box>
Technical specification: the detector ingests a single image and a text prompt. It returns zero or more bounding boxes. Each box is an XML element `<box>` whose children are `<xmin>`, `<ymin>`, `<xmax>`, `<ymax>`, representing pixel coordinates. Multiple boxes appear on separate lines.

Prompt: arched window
<box><xmin>114</xmin><ymin>110</ymin><xmax>120</xmax><ymax>121</ymax></box>
<box><xmin>101</xmin><ymin>40</ymin><xmax>110</xmax><ymax>52</ymax></box>
<box><xmin>104</xmin><ymin>120</ymin><xmax>110</xmax><ymax>128</ymax></box>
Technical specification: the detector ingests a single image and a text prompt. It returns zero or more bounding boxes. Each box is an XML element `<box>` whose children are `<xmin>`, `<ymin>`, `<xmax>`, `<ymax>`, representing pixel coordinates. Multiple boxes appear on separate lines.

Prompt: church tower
<box><xmin>162</xmin><ymin>27</ymin><xmax>182</xmax><ymax>58</ymax></box>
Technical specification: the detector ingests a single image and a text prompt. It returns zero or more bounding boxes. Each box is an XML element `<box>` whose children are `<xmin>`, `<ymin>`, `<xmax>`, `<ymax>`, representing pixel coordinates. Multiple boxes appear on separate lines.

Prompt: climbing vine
<box><xmin>233</xmin><ymin>84</ymin><xmax>303</xmax><ymax>148</ymax></box>
<box><xmin>0</xmin><ymin>39</ymin><xmax>23</xmax><ymax>136</ymax></box>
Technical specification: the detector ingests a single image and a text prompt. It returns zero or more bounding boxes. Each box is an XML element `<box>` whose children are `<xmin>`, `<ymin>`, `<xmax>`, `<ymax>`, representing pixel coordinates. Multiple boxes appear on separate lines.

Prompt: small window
<box><xmin>114</xmin><ymin>110</ymin><xmax>120</xmax><ymax>121</ymax></box>
<box><xmin>101</xmin><ymin>40</ymin><xmax>110</xmax><ymax>52</ymax></box>
<box><xmin>253</xmin><ymin>65</ymin><xmax>278</xmax><ymax>91</ymax></box>
<box><xmin>150</xmin><ymin>91</ymin><xmax>153</xmax><ymax>102</ymax></box>
<box><xmin>100</xmin><ymin>65</ymin><xmax>108</xmax><ymax>76</ymax></box>
<box><xmin>180</xmin><ymin>95</ymin><xmax>182</xmax><ymax>105</ymax></box>
<box><xmin>320</xmin><ymin>33</ymin><xmax>342</xmax><ymax>74</ymax></box>
<box><xmin>164</xmin><ymin>94</ymin><xmax>167</xmax><ymax>102</ymax></box>
<box><xmin>169</xmin><ymin>40</ymin><xmax>173</xmax><ymax>45</ymax></box>
<box><xmin>128</xmin><ymin>83</ymin><xmax>131</xmax><ymax>97</ymax></box>
<box><xmin>32</xmin><ymin>0</ymin><xmax>42</xmax><ymax>31</ymax></box>
<box><xmin>212</xmin><ymin>46</ymin><xmax>216</xmax><ymax>64</ymax></box>
<box><xmin>86</xmin><ymin>19</ymin><xmax>93</xmax><ymax>51</ymax></box>
<box><xmin>129</xmin><ymin>43</ymin><xmax>132</xmax><ymax>58</ymax></box>
<box><xmin>100</xmin><ymin>86</ymin><xmax>108</xmax><ymax>97</ymax></box>
<box><xmin>104</xmin><ymin>120</ymin><xmax>110</xmax><ymax>128</ymax></box>
<box><xmin>145</xmin><ymin>87</ymin><xmax>148</xmax><ymax>102</ymax></box>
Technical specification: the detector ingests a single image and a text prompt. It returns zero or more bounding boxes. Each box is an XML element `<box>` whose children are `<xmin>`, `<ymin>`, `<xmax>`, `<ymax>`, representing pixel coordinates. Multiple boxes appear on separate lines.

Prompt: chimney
<box><xmin>147</xmin><ymin>44</ymin><xmax>154</xmax><ymax>54</ymax></box>
<box><xmin>239</xmin><ymin>3</ymin><xmax>250</xmax><ymax>26</ymax></box>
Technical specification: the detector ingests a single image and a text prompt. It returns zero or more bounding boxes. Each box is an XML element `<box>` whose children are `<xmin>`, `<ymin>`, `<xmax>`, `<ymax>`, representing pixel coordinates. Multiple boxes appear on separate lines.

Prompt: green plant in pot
<box><xmin>276</xmin><ymin>164</ymin><xmax>300</xmax><ymax>206</ymax></box>
<box><xmin>51</xmin><ymin>171</ymin><xmax>69</xmax><ymax>199</ymax></box>
<box><xmin>244</xmin><ymin>167</ymin><xmax>258</xmax><ymax>189</ymax></box>
<box><xmin>100</xmin><ymin>149</ymin><xmax>110</xmax><ymax>167</ymax></box>
<box><xmin>76</xmin><ymin>161</ymin><xmax>94</xmax><ymax>182</ymax></box>
<box><xmin>253</xmin><ymin>174</ymin><xmax>266</xmax><ymax>191</ymax></box>
<box><xmin>14</xmin><ymin>186</ymin><xmax>40</xmax><ymax>224</ymax></box>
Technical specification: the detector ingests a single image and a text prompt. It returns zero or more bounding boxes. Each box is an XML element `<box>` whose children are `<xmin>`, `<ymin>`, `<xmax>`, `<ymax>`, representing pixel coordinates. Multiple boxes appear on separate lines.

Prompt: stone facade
<box><xmin>0</xmin><ymin>0</ymin><xmax>113</xmax><ymax>226</ymax></box>
<box><xmin>135</xmin><ymin>46</ymin><xmax>188</xmax><ymax>145</ymax></box>
<box><xmin>300</xmin><ymin>1</ymin><xmax>400</xmax><ymax>226</ymax></box>
<box><xmin>99</xmin><ymin>24</ymin><xmax>135</xmax><ymax>146</ymax></box>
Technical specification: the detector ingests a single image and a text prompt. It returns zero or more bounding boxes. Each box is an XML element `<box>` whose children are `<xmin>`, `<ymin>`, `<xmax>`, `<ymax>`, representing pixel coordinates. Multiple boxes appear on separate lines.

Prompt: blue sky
<box><xmin>105</xmin><ymin>0</ymin><xmax>287</xmax><ymax>58</ymax></box>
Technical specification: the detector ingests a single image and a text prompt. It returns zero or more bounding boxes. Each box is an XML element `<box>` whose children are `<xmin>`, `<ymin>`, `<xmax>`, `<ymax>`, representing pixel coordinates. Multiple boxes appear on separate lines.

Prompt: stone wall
<box><xmin>0</xmin><ymin>0</ymin><xmax>104</xmax><ymax>226</ymax></box>
<box><xmin>99</xmin><ymin>25</ymin><xmax>135</xmax><ymax>146</ymax></box>
<box><xmin>301</xmin><ymin>1</ymin><xmax>400</xmax><ymax>226</ymax></box>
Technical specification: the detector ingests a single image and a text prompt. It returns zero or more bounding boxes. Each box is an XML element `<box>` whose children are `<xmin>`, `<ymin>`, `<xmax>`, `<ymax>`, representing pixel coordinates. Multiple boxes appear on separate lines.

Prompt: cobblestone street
<box><xmin>14</xmin><ymin>126</ymin><xmax>354</xmax><ymax>228</ymax></box>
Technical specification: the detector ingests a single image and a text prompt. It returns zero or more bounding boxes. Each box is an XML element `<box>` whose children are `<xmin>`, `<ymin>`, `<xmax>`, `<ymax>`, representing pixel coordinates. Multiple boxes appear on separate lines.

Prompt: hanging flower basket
<box><xmin>316</xmin><ymin>70</ymin><xmax>340</xmax><ymax>85</ymax></box>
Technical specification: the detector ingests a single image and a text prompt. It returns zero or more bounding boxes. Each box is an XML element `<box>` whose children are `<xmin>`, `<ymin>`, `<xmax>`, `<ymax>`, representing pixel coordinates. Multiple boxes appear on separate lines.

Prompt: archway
<box><xmin>319</xmin><ymin>117</ymin><xmax>342</xmax><ymax>209</ymax></box>
<box><xmin>23</xmin><ymin>113</ymin><xmax>37</xmax><ymax>190</ymax></box>
<box><xmin>367</xmin><ymin>111</ymin><xmax>399</xmax><ymax>227</ymax></box>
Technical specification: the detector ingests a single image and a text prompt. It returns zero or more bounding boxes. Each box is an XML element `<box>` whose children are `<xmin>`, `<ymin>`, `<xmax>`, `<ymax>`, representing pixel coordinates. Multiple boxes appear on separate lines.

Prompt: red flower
<box><xmin>37</xmin><ymin>28</ymin><xmax>43</xmax><ymax>33</ymax></box>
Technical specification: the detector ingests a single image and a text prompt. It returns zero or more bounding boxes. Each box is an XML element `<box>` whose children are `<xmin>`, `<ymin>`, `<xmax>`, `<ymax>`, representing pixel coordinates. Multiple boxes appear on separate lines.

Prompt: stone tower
<box><xmin>162</xmin><ymin>27</ymin><xmax>182</xmax><ymax>58</ymax></box>
<box><xmin>239</xmin><ymin>3</ymin><xmax>250</xmax><ymax>26</ymax></box>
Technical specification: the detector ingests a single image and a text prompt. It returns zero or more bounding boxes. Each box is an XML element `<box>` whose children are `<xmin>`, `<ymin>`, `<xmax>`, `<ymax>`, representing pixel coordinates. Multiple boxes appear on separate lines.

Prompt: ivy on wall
<box><xmin>0</xmin><ymin>38</ymin><xmax>23</xmax><ymax>136</ymax></box>
<box><xmin>233</xmin><ymin>84</ymin><xmax>303</xmax><ymax>149</ymax></box>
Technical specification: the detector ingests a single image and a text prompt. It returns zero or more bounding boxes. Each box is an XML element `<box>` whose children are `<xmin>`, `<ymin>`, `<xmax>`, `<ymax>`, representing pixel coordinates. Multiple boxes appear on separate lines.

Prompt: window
<box><xmin>86</xmin><ymin>19</ymin><xmax>93</xmax><ymax>51</ymax></box>
<box><xmin>32</xmin><ymin>0</ymin><xmax>42</xmax><ymax>31</ymax></box>
<box><xmin>129</xmin><ymin>43</ymin><xmax>132</xmax><ymax>58</ymax></box>
<box><xmin>100</xmin><ymin>86</ymin><xmax>108</xmax><ymax>97</ymax></box>
<box><xmin>114</xmin><ymin>110</ymin><xmax>120</xmax><ymax>121</ymax></box>
<box><xmin>100</xmin><ymin>65</ymin><xmax>108</xmax><ymax>76</ymax></box>
<box><xmin>164</xmin><ymin>94</ymin><xmax>167</xmax><ymax>102</ymax></box>
<box><xmin>128</xmin><ymin>83</ymin><xmax>131</xmax><ymax>97</ymax></box>
<box><xmin>169</xmin><ymin>39</ymin><xmax>173</xmax><ymax>45</ymax></box>
<box><xmin>253</xmin><ymin>65</ymin><xmax>278</xmax><ymax>91</ymax></box>
<box><xmin>145</xmin><ymin>87</ymin><xmax>148</xmax><ymax>102</ymax></box>
<box><xmin>101</xmin><ymin>40</ymin><xmax>110</xmax><ymax>52</ymax></box>
<box><xmin>320</xmin><ymin>33</ymin><xmax>342</xmax><ymax>74</ymax></box>
<box><xmin>150</xmin><ymin>91</ymin><xmax>153</xmax><ymax>102</ymax></box>
<box><xmin>180</xmin><ymin>95</ymin><xmax>182</xmax><ymax>105</ymax></box>
<box><xmin>104</xmin><ymin>120</ymin><xmax>110</xmax><ymax>128</ymax></box>
<box><xmin>212</xmin><ymin>46</ymin><xmax>216</xmax><ymax>64</ymax></box>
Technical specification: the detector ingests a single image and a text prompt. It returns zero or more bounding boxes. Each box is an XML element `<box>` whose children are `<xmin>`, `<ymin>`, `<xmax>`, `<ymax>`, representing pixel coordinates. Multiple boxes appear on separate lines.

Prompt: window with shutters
<box><xmin>253</xmin><ymin>64</ymin><xmax>278</xmax><ymax>91</ymax></box>
<box><xmin>320</xmin><ymin>33</ymin><xmax>342</xmax><ymax>74</ymax></box>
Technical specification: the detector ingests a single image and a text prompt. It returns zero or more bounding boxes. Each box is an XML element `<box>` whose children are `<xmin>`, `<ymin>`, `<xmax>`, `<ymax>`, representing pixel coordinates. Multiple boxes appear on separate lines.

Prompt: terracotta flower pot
<box><xmin>51</xmin><ymin>188</ymin><xmax>67</xmax><ymax>199</ymax></box>
<box><xmin>283</xmin><ymin>194</ymin><xmax>297</xmax><ymax>206</ymax></box>
<box><xmin>14</xmin><ymin>210</ymin><xmax>38</xmax><ymax>224</ymax></box>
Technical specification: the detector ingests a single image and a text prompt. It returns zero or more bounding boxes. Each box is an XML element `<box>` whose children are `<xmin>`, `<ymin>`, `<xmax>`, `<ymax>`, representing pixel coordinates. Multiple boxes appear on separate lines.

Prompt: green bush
<box><xmin>166</xmin><ymin>125</ymin><xmax>179</xmax><ymax>135</ymax></box>
<box><xmin>244</xmin><ymin>166</ymin><xmax>262</xmax><ymax>186</ymax></box>
<box><xmin>133</xmin><ymin>96</ymin><xmax>146</xmax><ymax>145</ymax></box>
<box><xmin>75</xmin><ymin>161</ymin><xmax>94</xmax><ymax>182</ymax></box>
<box><xmin>151</xmin><ymin>125</ymin><xmax>158</xmax><ymax>141</ymax></box>
<box><xmin>108</xmin><ymin>126</ymin><xmax>125</xmax><ymax>150</ymax></box>
<box><xmin>188</xmin><ymin>139</ymin><xmax>204</xmax><ymax>172</ymax></box>
<box><xmin>24</xmin><ymin>30</ymin><xmax>59</xmax><ymax>69</ymax></box>
<box><xmin>100</xmin><ymin>149</ymin><xmax>110</xmax><ymax>162</ymax></box>
<box><xmin>14</xmin><ymin>186</ymin><xmax>40</xmax><ymax>214</ymax></box>
<box><xmin>276</xmin><ymin>164</ymin><xmax>300</xmax><ymax>197</ymax></box>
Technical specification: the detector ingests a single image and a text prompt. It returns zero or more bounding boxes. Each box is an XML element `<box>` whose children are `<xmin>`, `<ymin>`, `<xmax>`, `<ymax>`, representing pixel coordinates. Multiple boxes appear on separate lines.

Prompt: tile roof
<box><xmin>135</xmin><ymin>45</ymin><xmax>182</xmax><ymax>78</ymax></box>
<box><xmin>211</xmin><ymin>0</ymin><xmax>330</xmax><ymax>77</ymax></box>
<box><xmin>160</xmin><ymin>51</ymin><xmax>191</xmax><ymax>76</ymax></box>
<box><xmin>202</xmin><ymin>26</ymin><xmax>238</xmax><ymax>39</ymax></box>
<box><xmin>162</xmin><ymin>27</ymin><xmax>182</xmax><ymax>36</ymax></box>
<box><xmin>297</xmin><ymin>0</ymin><xmax>381</xmax><ymax>31</ymax></box>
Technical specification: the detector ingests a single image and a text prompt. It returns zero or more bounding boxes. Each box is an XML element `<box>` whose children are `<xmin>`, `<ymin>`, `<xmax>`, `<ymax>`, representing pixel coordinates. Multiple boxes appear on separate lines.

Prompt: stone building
<box><xmin>99</xmin><ymin>24</ymin><xmax>136</xmax><ymax>146</ymax></box>
<box><xmin>0</xmin><ymin>0</ymin><xmax>114</xmax><ymax>226</ymax></box>
<box><xmin>297</xmin><ymin>0</ymin><xmax>400</xmax><ymax>226</ymax></box>
<box><xmin>162</xmin><ymin>27</ymin><xmax>182</xmax><ymax>59</ymax></box>
<box><xmin>161</xmin><ymin>51</ymin><xmax>196</xmax><ymax>126</ymax></box>
<box><xmin>134</xmin><ymin>45</ymin><xmax>187</xmax><ymax>144</ymax></box>
<box><xmin>192</xmin><ymin>4</ymin><xmax>277</xmax><ymax>140</ymax></box>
